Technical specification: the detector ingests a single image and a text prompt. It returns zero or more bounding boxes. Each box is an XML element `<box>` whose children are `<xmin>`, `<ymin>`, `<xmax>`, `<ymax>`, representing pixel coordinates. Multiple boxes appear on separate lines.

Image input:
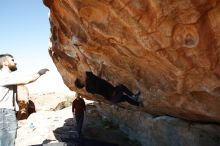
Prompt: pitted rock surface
<box><xmin>44</xmin><ymin>0</ymin><xmax>220</xmax><ymax>123</ymax></box>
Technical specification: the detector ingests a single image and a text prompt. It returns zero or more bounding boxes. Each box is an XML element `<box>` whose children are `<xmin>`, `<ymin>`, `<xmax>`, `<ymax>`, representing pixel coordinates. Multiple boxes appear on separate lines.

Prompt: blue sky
<box><xmin>0</xmin><ymin>1</ymin><xmax>71</xmax><ymax>93</ymax></box>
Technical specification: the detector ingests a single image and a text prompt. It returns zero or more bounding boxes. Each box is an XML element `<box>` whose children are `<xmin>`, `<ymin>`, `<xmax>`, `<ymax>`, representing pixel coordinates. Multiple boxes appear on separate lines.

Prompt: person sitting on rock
<box><xmin>73</xmin><ymin>44</ymin><xmax>141</xmax><ymax>106</ymax></box>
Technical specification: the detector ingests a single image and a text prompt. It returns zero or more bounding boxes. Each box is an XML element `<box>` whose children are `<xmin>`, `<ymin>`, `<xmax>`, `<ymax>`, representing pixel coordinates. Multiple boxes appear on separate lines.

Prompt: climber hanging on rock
<box><xmin>72</xmin><ymin>37</ymin><xmax>142</xmax><ymax>107</ymax></box>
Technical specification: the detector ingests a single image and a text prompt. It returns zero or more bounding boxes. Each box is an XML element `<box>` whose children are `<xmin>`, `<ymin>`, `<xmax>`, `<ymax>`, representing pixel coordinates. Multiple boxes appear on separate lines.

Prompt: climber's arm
<box><xmin>73</xmin><ymin>43</ymin><xmax>105</xmax><ymax>78</ymax></box>
<box><xmin>74</xmin><ymin>45</ymin><xmax>92</xmax><ymax>73</ymax></box>
<box><xmin>97</xmin><ymin>61</ymin><xmax>104</xmax><ymax>77</ymax></box>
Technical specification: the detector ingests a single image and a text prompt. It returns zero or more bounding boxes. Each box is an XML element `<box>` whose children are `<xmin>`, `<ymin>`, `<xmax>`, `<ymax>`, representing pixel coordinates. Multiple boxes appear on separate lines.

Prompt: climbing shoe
<box><xmin>132</xmin><ymin>91</ymin><xmax>141</xmax><ymax>101</ymax></box>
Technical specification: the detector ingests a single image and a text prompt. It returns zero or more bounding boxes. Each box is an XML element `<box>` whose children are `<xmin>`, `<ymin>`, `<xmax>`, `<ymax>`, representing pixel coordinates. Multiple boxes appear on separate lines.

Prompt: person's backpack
<box><xmin>14</xmin><ymin>85</ymin><xmax>35</xmax><ymax>120</ymax></box>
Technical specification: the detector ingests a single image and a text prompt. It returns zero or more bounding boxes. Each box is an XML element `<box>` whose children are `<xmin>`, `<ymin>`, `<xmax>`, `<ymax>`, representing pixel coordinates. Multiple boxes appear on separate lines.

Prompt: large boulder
<box><xmin>43</xmin><ymin>0</ymin><xmax>220</xmax><ymax>123</ymax></box>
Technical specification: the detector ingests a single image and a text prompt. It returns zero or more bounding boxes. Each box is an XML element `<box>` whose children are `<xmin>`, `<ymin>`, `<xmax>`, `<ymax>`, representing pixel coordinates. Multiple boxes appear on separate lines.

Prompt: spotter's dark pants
<box><xmin>74</xmin><ymin>112</ymin><xmax>84</xmax><ymax>135</ymax></box>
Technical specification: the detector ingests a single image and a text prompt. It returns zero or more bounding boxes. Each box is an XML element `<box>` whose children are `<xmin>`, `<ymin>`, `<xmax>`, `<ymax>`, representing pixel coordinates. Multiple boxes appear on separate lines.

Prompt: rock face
<box><xmin>43</xmin><ymin>0</ymin><xmax>220</xmax><ymax>123</ymax></box>
<box><xmin>96</xmin><ymin>102</ymin><xmax>220</xmax><ymax>146</ymax></box>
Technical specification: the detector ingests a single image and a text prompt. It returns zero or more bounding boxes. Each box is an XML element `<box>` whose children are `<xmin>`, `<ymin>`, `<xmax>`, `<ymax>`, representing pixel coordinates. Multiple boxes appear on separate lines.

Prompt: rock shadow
<box><xmin>53</xmin><ymin>118</ymin><xmax>118</xmax><ymax>146</ymax></box>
